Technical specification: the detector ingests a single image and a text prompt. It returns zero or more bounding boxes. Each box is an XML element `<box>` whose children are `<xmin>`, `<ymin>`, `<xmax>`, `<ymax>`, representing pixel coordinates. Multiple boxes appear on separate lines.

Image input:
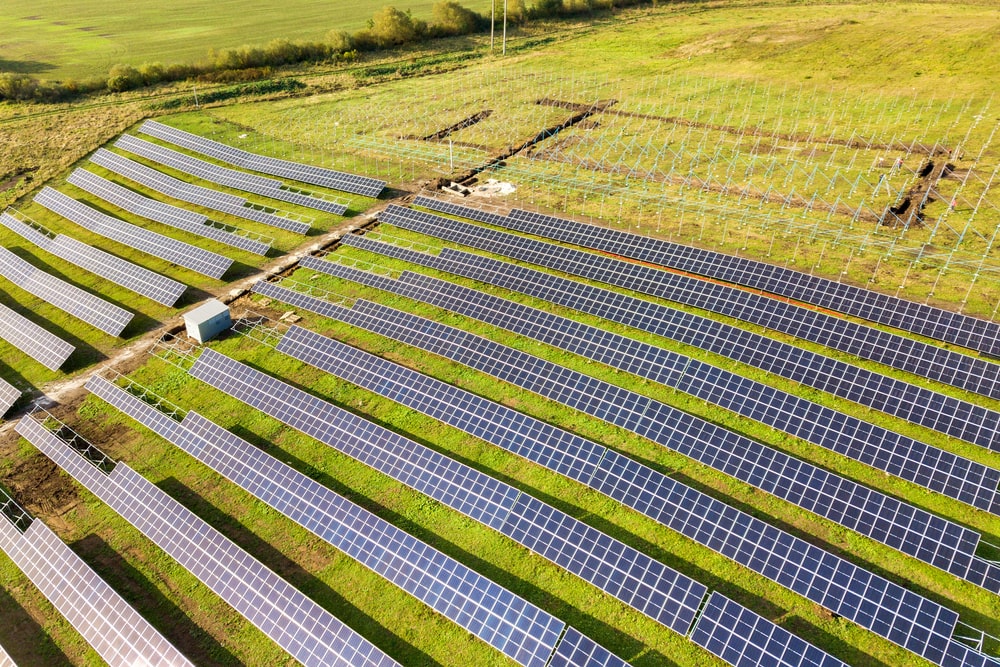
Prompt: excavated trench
<box><xmin>435</xmin><ymin>98</ymin><xmax>618</xmax><ymax>188</ymax></box>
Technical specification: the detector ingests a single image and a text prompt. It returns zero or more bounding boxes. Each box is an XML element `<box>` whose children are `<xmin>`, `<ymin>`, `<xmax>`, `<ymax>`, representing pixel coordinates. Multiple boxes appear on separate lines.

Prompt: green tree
<box><xmin>432</xmin><ymin>1</ymin><xmax>482</xmax><ymax>35</ymax></box>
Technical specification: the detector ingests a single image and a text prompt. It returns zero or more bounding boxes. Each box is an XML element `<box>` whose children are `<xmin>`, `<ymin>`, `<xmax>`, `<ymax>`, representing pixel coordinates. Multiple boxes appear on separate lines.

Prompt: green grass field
<box><xmin>2</xmin><ymin>2</ymin><xmax>1000</xmax><ymax>665</ymax></box>
<box><xmin>0</xmin><ymin>0</ymin><xmax>493</xmax><ymax>81</ymax></box>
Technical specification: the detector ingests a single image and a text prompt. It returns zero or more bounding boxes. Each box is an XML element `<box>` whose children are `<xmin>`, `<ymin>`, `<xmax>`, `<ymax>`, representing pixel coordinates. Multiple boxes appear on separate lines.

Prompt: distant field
<box><xmin>0</xmin><ymin>0</ymin><xmax>493</xmax><ymax>81</ymax></box>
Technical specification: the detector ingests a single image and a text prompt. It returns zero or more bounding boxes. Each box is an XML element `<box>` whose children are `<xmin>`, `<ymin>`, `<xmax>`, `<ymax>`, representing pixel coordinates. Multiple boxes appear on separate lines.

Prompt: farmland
<box><xmin>0</xmin><ymin>0</ymin><xmax>493</xmax><ymax>81</ymax></box>
<box><xmin>1</xmin><ymin>2</ymin><xmax>1000</xmax><ymax>667</ymax></box>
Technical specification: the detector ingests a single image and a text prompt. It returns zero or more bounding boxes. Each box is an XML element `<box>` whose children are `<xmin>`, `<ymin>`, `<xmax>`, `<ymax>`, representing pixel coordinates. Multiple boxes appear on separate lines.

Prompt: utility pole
<box><xmin>502</xmin><ymin>0</ymin><xmax>507</xmax><ymax>56</ymax></box>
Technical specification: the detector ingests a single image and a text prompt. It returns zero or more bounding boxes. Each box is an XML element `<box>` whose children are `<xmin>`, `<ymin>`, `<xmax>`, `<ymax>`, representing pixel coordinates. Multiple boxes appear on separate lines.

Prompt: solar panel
<box><xmin>187</xmin><ymin>348</ymin><xmax>709</xmax><ymax>637</ymax></box>
<box><xmin>34</xmin><ymin>187</ymin><xmax>233</xmax><ymax>280</ymax></box>
<box><xmin>348</xmin><ymin>224</ymin><xmax>1000</xmax><ymax>456</ymax></box>
<box><xmin>140</xmin><ymin>120</ymin><xmax>386</xmax><ymax>198</ymax></box>
<box><xmin>0</xmin><ymin>378</ymin><xmax>20</xmax><ymax>418</ymax></box>
<box><xmin>89</xmin><ymin>148</ymin><xmax>312</xmax><ymax>234</ymax></box>
<box><xmin>0</xmin><ymin>640</ymin><xmax>13</xmax><ymax>667</ymax></box>
<box><xmin>2</xmin><ymin>210</ymin><xmax>186</xmax><ymax>307</ymax></box>
<box><xmin>691</xmin><ymin>593</ymin><xmax>848</xmax><ymax>667</ymax></box>
<box><xmin>0</xmin><ymin>489</ymin><xmax>193</xmax><ymax>666</ymax></box>
<box><xmin>378</xmin><ymin>205</ymin><xmax>1000</xmax><ymax>403</ymax></box>
<box><xmin>116</xmin><ymin>134</ymin><xmax>348</xmax><ymax>215</ymax></box>
<box><xmin>413</xmin><ymin>195</ymin><xmax>512</xmax><ymax>226</ymax></box>
<box><xmin>300</xmin><ymin>252</ymin><xmax>1000</xmax><ymax>514</ymax></box>
<box><xmin>246</xmin><ymin>294</ymin><xmax>968</xmax><ymax>666</ymax></box>
<box><xmin>484</xmin><ymin>202</ymin><xmax>1000</xmax><ymax>358</ymax></box>
<box><xmin>0</xmin><ymin>302</ymin><xmax>74</xmax><ymax>370</ymax></box>
<box><xmin>15</xmin><ymin>414</ymin><xmax>399</xmax><ymax>667</ymax></box>
<box><xmin>0</xmin><ymin>245</ymin><xmax>133</xmax><ymax>336</ymax></box>
<box><xmin>46</xmin><ymin>235</ymin><xmax>187</xmax><ymax>307</ymax></box>
<box><xmin>966</xmin><ymin>556</ymin><xmax>1000</xmax><ymax>594</ymax></box>
<box><xmin>0</xmin><ymin>211</ymin><xmax>55</xmax><ymax>250</ymax></box>
<box><xmin>86</xmin><ymin>375</ymin><xmax>566</xmax><ymax>667</ymax></box>
<box><xmin>68</xmin><ymin>169</ymin><xmax>271</xmax><ymax>256</ymax></box>
<box><xmin>545</xmin><ymin>627</ymin><xmax>630</xmax><ymax>667</ymax></box>
<box><xmin>267</xmin><ymin>279</ymin><xmax>987</xmax><ymax>589</ymax></box>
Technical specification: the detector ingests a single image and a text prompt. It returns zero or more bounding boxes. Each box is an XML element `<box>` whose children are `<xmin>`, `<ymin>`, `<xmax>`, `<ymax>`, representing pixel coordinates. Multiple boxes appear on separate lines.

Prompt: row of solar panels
<box><xmin>414</xmin><ymin>196</ymin><xmax>1000</xmax><ymax>356</ymax></box>
<box><xmin>139</xmin><ymin>119</ymin><xmax>387</xmax><ymax>198</ymax></box>
<box><xmin>388</xmin><ymin>204</ymin><xmax>1000</xmax><ymax>454</ymax></box>
<box><xmin>0</xmin><ymin>242</ymin><xmax>132</xmax><ymax>336</ymax></box>
<box><xmin>242</xmin><ymin>284</ymin><xmax>1000</xmax><ymax>667</ymax></box>
<box><xmin>115</xmin><ymin>134</ymin><xmax>351</xmax><ymax>216</ymax></box>
<box><xmin>90</xmin><ymin>148</ymin><xmax>314</xmax><ymax>234</ymax></box>
<box><xmin>83</xmin><ymin>375</ymin><xmax>610</xmax><ymax>667</ymax></box>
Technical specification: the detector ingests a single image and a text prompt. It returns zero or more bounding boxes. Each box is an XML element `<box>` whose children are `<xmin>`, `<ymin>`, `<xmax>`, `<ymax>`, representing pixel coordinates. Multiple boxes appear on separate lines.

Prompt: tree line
<box><xmin>0</xmin><ymin>0</ymin><xmax>651</xmax><ymax>103</ymax></box>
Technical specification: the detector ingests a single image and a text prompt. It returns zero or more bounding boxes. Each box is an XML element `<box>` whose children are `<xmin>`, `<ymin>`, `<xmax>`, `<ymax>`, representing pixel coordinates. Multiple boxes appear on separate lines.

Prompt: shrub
<box><xmin>369</xmin><ymin>7</ymin><xmax>425</xmax><ymax>47</ymax></box>
<box><xmin>0</xmin><ymin>73</ymin><xmax>39</xmax><ymax>101</ymax></box>
<box><xmin>106</xmin><ymin>64</ymin><xmax>143</xmax><ymax>92</ymax></box>
<box><xmin>138</xmin><ymin>62</ymin><xmax>165</xmax><ymax>85</ymax></box>
<box><xmin>327</xmin><ymin>29</ymin><xmax>355</xmax><ymax>53</ymax></box>
<box><xmin>530</xmin><ymin>0</ymin><xmax>564</xmax><ymax>18</ymax></box>
<box><xmin>431</xmin><ymin>1</ymin><xmax>483</xmax><ymax>35</ymax></box>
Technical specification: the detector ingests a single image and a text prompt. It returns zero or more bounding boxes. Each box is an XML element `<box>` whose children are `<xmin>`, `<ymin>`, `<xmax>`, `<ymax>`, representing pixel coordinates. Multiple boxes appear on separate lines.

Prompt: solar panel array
<box><xmin>246</xmin><ymin>289</ymin><xmax>978</xmax><ymax>667</ymax></box>
<box><xmin>187</xmin><ymin>348</ymin><xmax>710</xmax><ymax>638</ymax></box>
<box><xmin>140</xmin><ymin>120</ymin><xmax>386</xmax><ymax>198</ymax></box>
<box><xmin>302</xmin><ymin>251</ymin><xmax>1000</xmax><ymax>515</ymax></box>
<box><xmin>68</xmin><ymin>169</ymin><xmax>271</xmax><ymax>256</ymax></box>
<box><xmin>691</xmin><ymin>593</ymin><xmax>849</xmax><ymax>667</ymax></box>
<box><xmin>380</xmin><ymin>205</ymin><xmax>1000</xmax><ymax>403</ymax></box>
<box><xmin>0</xmin><ymin>490</ymin><xmax>193</xmax><ymax>666</ymax></box>
<box><xmin>366</xmin><ymin>212</ymin><xmax>1000</xmax><ymax>454</ymax></box>
<box><xmin>0</xmin><ymin>302</ymin><xmax>74</xmax><ymax>370</ymax></box>
<box><xmin>89</xmin><ymin>149</ymin><xmax>312</xmax><ymax>234</ymax></box>
<box><xmin>86</xmin><ymin>375</ymin><xmax>568</xmax><ymax>667</ymax></box>
<box><xmin>0</xmin><ymin>641</ymin><xmax>13</xmax><ymax>667</ymax></box>
<box><xmin>0</xmin><ymin>245</ymin><xmax>133</xmax><ymax>336</ymax></box>
<box><xmin>34</xmin><ymin>187</ymin><xmax>233</xmax><ymax>279</ymax></box>
<box><xmin>280</xmin><ymin>264</ymin><xmax>990</xmax><ymax>581</ymax></box>
<box><xmin>427</xmin><ymin>197</ymin><xmax>1000</xmax><ymax>358</ymax></box>
<box><xmin>14</xmin><ymin>415</ymin><xmax>399</xmax><ymax>667</ymax></box>
<box><xmin>0</xmin><ymin>378</ymin><xmax>20</xmax><ymax>418</ymax></box>
<box><xmin>1</xmin><ymin>211</ymin><xmax>187</xmax><ymax>307</ymax></box>
<box><xmin>116</xmin><ymin>135</ymin><xmax>348</xmax><ymax>215</ymax></box>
